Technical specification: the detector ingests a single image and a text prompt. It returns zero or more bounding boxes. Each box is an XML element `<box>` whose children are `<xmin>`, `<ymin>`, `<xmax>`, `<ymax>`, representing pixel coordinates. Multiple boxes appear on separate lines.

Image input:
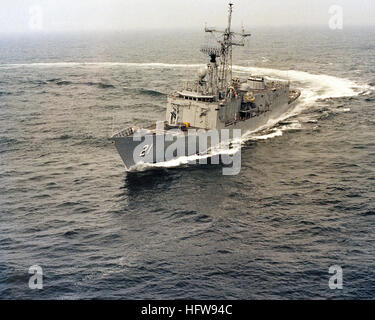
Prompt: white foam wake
<box><xmin>128</xmin><ymin>140</ymin><xmax>242</xmax><ymax>172</ymax></box>
<box><xmin>232</xmin><ymin>65</ymin><xmax>366</xmax><ymax>100</ymax></box>
<box><xmin>231</xmin><ymin>65</ymin><xmax>369</xmax><ymax>142</ymax></box>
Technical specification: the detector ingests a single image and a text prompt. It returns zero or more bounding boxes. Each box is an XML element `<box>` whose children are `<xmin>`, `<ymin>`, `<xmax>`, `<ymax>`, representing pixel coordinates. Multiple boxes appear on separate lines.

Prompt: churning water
<box><xmin>0</xmin><ymin>27</ymin><xmax>374</xmax><ymax>299</ymax></box>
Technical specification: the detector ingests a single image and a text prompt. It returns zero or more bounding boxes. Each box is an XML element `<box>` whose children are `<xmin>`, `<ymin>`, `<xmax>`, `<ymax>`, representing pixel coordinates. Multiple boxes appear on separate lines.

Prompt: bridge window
<box><xmin>182</xmin><ymin>96</ymin><xmax>213</xmax><ymax>102</ymax></box>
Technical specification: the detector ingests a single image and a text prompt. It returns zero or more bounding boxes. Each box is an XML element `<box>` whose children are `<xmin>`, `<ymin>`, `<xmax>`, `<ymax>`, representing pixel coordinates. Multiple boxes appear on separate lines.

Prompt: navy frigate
<box><xmin>111</xmin><ymin>3</ymin><xmax>301</xmax><ymax>170</ymax></box>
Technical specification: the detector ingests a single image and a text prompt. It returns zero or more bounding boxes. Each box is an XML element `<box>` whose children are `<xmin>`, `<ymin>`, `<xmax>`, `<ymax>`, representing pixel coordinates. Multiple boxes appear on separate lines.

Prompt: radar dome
<box><xmin>198</xmin><ymin>68</ymin><xmax>207</xmax><ymax>81</ymax></box>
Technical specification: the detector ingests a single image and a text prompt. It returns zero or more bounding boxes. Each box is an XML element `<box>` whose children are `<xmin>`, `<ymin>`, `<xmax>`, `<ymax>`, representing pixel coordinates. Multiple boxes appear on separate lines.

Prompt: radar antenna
<box><xmin>202</xmin><ymin>3</ymin><xmax>251</xmax><ymax>90</ymax></box>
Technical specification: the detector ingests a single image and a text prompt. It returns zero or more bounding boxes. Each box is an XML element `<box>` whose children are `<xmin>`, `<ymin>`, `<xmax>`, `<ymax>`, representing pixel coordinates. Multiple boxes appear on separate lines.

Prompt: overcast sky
<box><xmin>0</xmin><ymin>0</ymin><xmax>374</xmax><ymax>33</ymax></box>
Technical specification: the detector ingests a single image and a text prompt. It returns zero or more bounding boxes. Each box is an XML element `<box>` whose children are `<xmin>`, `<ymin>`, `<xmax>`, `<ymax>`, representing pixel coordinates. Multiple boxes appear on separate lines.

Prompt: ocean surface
<box><xmin>0</xmin><ymin>27</ymin><xmax>374</xmax><ymax>299</ymax></box>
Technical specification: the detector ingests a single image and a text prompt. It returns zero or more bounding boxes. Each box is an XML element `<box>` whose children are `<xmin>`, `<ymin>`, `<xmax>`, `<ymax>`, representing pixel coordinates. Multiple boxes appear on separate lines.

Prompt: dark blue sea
<box><xmin>0</xmin><ymin>27</ymin><xmax>374</xmax><ymax>299</ymax></box>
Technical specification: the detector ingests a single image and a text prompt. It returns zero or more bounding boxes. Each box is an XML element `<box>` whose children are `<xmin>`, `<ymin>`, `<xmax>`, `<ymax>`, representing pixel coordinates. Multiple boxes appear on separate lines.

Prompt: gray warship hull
<box><xmin>112</xmin><ymin>97</ymin><xmax>299</xmax><ymax>170</ymax></box>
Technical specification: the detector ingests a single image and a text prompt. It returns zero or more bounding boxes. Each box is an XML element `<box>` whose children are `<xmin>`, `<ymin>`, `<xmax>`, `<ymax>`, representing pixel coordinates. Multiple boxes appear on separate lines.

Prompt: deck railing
<box><xmin>111</xmin><ymin>127</ymin><xmax>134</xmax><ymax>138</ymax></box>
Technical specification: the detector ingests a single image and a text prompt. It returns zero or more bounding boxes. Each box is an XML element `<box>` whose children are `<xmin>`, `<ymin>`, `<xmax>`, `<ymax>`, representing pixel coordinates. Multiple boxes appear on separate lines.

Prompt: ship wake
<box><xmin>232</xmin><ymin>65</ymin><xmax>371</xmax><ymax>142</ymax></box>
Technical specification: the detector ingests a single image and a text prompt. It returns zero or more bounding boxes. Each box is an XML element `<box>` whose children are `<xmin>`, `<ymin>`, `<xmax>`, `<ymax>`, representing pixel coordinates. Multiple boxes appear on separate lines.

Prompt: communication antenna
<box><xmin>203</xmin><ymin>3</ymin><xmax>251</xmax><ymax>89</ymax></box>
<box><xmin>111</xmin><ymin>114</ymin><xmax>115</xmax><ymax>137</ymax></box>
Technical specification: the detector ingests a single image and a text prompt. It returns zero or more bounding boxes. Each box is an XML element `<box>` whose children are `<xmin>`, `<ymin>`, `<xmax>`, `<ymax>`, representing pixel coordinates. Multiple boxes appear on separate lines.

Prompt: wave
<box><xmin>48</xmin><ymin>133</ymin><xmax>109</xmax><ymax>148</ymax></box>
<box><xmin>32</xmin><ymin>78</ymin><xmax>115</xmax><ymax>89</ymax></box>
<box><xmin>86</xmin><ymin>82</ymin><xmax>115</xmax><ymax>89</ymax></box>
<box><xmin>247</xmin><ymin>128</ymin><xmax>284</xmax><ymax>141</ymax></box>
<box><xmin>56</xmin><ymin>80</ymin><xmax>72</xmax><ymax>86</ymax></box>
<box><xmin>123</xmin><ymin>87</ymin><xmax>166</xmax><ymax>97</ymax></box>
<box><xmin>46</xmin><ymin>78</ymin><xmax>62</xmax><ymax>82</ymax></box>
<box><xmin>0</xmin><ymin>136</ymin><xmax>22</xmax><ymax>154</ymax></box>
<box><xmin>242</xmin><ymin>119</ymin><xmax>302</xmax><ymax>142</ymax></box>
<box><xmin>0</xmin><ymin>136</ymin><xmax>21</xmax><ymax>146</ymax></box>
<box><xmin>138</xmin><ymin>88</ymin><xmax>166</xmax><ymax>96</ymax></box>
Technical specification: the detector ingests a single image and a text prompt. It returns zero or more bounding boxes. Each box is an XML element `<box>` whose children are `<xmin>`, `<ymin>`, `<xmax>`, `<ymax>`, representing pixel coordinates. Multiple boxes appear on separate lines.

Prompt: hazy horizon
<box><xmin>0</xmin><ymin>0</ymin><xmax>374</xmax><ymax>34</ymax></box>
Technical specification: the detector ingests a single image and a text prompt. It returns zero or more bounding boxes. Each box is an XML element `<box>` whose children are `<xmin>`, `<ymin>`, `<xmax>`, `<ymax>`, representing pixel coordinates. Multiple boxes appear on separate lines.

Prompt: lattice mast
<box><xmin>203</xmin><ymin>3</ymin><xmax>251</xmax><ymax>93</ymax></box>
